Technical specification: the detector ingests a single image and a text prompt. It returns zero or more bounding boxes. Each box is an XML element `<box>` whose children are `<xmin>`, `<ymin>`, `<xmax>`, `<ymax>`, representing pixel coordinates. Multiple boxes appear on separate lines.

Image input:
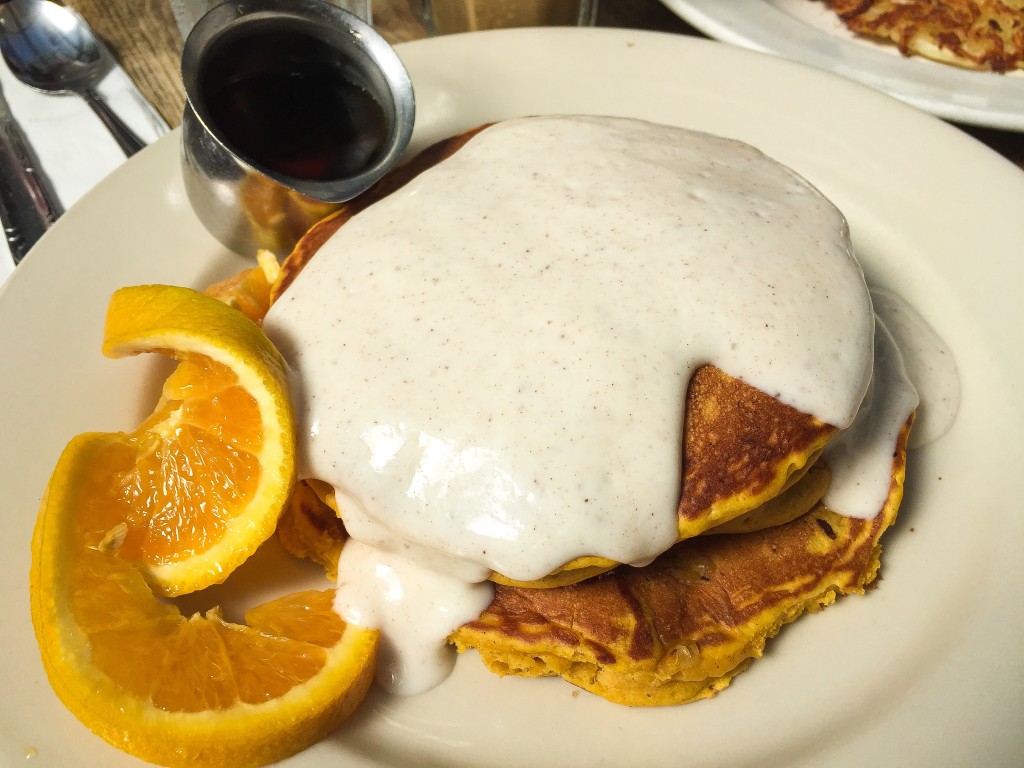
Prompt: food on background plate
<box><xmin>821</xmin><ymin>0</ymin><xmax>1024</xmax><ymax>72</ymax></box>
<box><xmin>263</xmin><ymin>115</ymin><xmax>921</xmax><ymax>699</ymax></box>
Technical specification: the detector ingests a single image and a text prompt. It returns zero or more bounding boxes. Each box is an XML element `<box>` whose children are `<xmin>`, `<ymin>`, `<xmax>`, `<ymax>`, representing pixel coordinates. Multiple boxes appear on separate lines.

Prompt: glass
<box><xmin>422</xmin><ymin>0</ymin><xmax>596</xmax><ymax>35</ymax></box>
<box><xmin>171</xmin><ymin>0</ymin><xmax>596</xmax><ymax>41</ymax></box>
<box><xmin>169</xmin><ymin>0</ymin><xmax>372</xmax><ymax>39</ymax></box>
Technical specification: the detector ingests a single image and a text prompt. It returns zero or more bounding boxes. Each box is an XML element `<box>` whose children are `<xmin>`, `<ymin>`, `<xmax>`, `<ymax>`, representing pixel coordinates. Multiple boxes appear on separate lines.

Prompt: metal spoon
<box><xmin>0</xmin><ymin>0</ymin><xmax>148</xmax><ymax>156</ymax></box>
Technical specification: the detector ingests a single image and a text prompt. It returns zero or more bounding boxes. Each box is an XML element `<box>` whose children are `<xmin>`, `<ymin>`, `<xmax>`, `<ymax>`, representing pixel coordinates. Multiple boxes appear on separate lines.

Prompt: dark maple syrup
<box><xmin>200</xmin><ymin>26</ymin><xmax>388</xmax><ymax>181</ymax></box>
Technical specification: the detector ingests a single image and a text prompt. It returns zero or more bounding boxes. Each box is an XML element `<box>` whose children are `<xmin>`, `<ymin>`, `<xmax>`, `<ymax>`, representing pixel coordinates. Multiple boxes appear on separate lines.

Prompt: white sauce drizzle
<box><xmin>822</xmin><ymin>319</ymin><xmax>919</xmax><ymax>518</ymax></box>
<box><xmin>871</xmin><ymin>287</ymin><xmax>960</xmax><ymax>448</ymax></box>
<box><xmin>335</xmin><ymin>539</ymin><xmax>494</xmax><ymax>695</ymax></box>
<box><xmin>262</xmin><ymin>116</ymin><xmax>917</xmax><ymax>695</ymax></box>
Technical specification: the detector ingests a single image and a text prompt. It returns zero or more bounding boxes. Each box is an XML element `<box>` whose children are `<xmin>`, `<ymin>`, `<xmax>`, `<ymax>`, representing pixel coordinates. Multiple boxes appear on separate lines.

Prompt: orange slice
<box><xmin>31</xmin><ymin>432</ymin><xmax>378</xmax><ymax>768</ymax></box>
<box><xmin>203</xmin><ymin>249</ymin><xmax>280</xmax><ymax>323</ymax></box>
<box><xmin>101</xmin><ymin>284</ymin><xmax>294</xmax><ymax>596</ymax></box>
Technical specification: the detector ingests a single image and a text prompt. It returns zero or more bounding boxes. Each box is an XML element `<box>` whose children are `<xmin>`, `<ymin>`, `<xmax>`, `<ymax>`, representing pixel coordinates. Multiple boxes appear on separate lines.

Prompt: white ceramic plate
<box><xmin>1</xmin><ymin>27</ymin><xmax>1022</xmax><ymax>768</ymax></box>
<box><xmin>659</xmin><ymin>0</ymin><xmax>1024</xmax><ymax>130</ymax></box>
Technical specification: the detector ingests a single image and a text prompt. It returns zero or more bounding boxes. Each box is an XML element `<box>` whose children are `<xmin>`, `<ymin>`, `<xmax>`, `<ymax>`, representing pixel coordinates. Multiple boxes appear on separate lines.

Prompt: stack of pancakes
<box><xmin>268</xmin><ymin>125</ymin><xmax>913</xmax><ymax>707</ymax></box>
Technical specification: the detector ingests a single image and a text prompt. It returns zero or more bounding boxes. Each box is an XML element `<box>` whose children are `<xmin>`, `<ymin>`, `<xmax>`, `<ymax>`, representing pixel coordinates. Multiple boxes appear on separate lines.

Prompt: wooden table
<box><xmin>65</xmin><ymin>0</ymin><xmax>1024</xmax><ymax>170</ymax></box>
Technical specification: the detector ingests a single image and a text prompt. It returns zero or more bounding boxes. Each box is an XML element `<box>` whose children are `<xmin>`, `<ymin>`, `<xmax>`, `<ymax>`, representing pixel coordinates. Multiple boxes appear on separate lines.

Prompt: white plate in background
<box><xmin>660</xmin><ymin>0</ymin><xmax>1024</xmax><ymax>130</ymax></box>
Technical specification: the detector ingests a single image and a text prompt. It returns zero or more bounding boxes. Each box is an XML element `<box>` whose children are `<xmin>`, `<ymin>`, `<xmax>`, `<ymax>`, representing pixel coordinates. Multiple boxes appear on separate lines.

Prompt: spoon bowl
<box><xmin>0</xmin><ymin>0</ymin><xmax>152</xmax><ymax>155</ymax></box>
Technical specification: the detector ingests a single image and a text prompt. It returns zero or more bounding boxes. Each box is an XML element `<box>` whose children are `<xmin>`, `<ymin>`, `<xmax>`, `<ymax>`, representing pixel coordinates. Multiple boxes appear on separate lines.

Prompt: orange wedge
<box><xmin>203</xmin><ymin>249</ymin><xmax>280</xmax><ymax>323</ymax></box>
<box><xmin>31</xmin><ymin>432</ymin><xmax>378</xmax><ymax>768</ymax></box>
<box><xmin>100</xmin><ymin>284</ymin><xmax>294</xmax><ymax>596</ymax></box>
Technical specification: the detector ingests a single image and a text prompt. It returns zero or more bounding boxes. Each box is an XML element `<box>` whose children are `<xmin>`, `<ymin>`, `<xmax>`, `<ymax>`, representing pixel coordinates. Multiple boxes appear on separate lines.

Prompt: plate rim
<box><xmin>658</xmin><ymin>0</ymin><xmax>1024</xmax><ymax>131</ymax></box>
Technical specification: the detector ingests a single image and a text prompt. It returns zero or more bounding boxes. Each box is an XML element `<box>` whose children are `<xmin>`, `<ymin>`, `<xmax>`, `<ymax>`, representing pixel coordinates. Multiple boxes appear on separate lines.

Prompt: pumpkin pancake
<box><xmin>277</xmin><ymin>480</ymin><xmax>347</xmax><ymax>581</ymax></box>
<box><xmin>450</xmin><ymin>417</ymin><xmax>911</xmax><ymax>706</ymax></box>
<box><xmin>278</xmin><ymin>457</ymin><xmax>833</xmax><ymax>585</ymax></box>
<box><xmin>705</xmin><ymin>463</ymin><xmax>831</xmax><ymax>535</ymax></box>
<box><xmin>269</xmin><ymin>125</ymin><xmax>843</xmax><ymax>589</ymax></box>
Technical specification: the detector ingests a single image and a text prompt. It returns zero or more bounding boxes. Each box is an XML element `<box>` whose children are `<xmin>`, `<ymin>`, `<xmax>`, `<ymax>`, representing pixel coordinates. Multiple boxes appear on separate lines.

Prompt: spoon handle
<box><xmin>0</xmin><ymin>94</ymin><xmax>63</xmax><ymax>264</ymax></box>
<box><xmin>82</xmin><ymin>88</ymin><xmax>146</xmax><ymax>157</ymax></box>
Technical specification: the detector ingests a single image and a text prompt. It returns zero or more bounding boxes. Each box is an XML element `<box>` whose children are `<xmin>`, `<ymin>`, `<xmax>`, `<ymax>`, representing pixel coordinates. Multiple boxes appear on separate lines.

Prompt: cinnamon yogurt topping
<box><xmin>263</xmin><ymin>115</ymin><xmax>930</xmax><ymax>694</ymax></box>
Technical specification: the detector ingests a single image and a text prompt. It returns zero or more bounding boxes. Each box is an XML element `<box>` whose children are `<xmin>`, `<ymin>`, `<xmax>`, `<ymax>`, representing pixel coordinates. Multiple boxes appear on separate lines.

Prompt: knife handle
<box><xmin>0</xmin><ymin>113</ymin><xmax>64</xmax><ymax>264</ymax></box>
